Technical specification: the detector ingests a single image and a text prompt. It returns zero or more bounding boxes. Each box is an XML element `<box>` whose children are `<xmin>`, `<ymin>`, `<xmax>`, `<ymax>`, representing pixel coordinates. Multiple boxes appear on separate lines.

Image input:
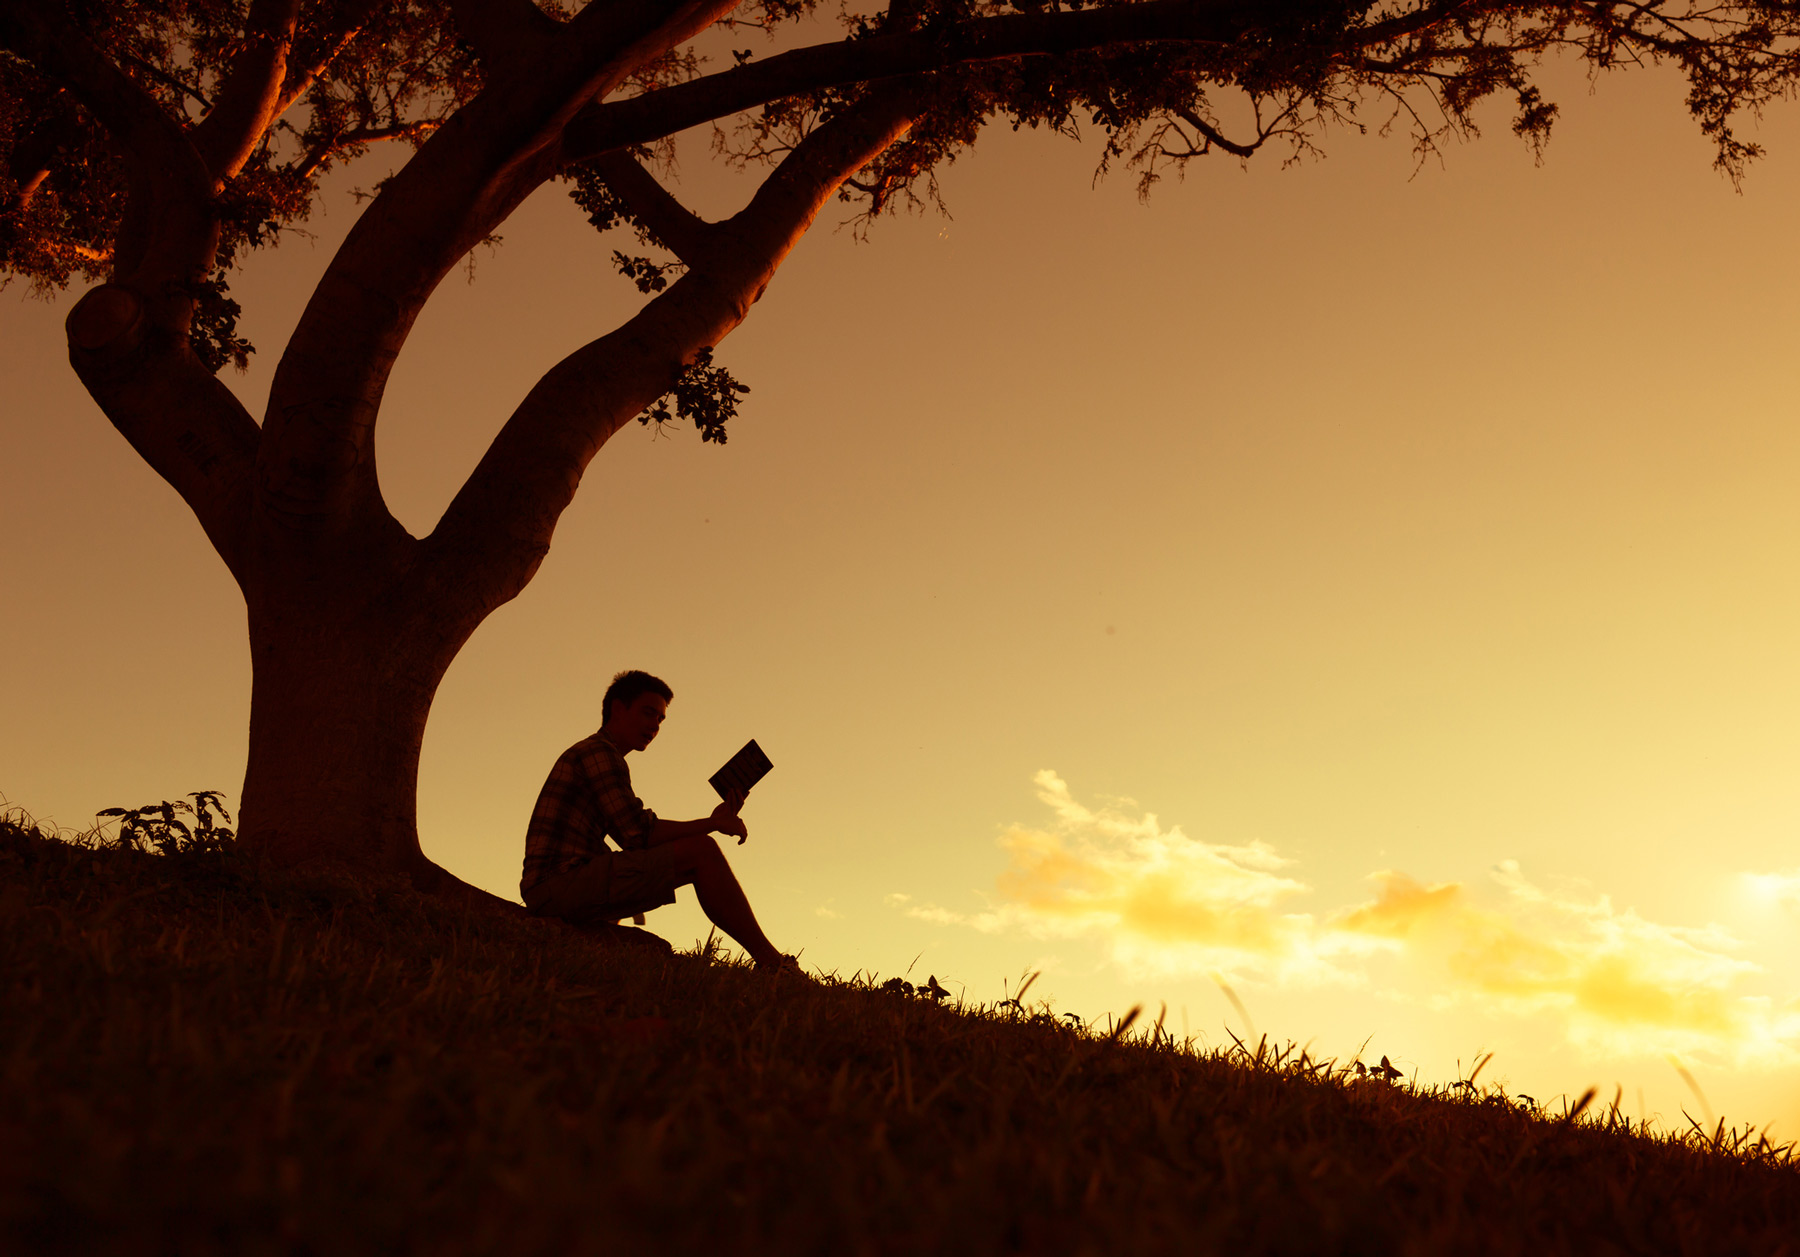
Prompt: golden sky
<box><xmin>7</xmin><ymin>56</ymin><xmax>1800</xmax><ymax>1135</ymax></box>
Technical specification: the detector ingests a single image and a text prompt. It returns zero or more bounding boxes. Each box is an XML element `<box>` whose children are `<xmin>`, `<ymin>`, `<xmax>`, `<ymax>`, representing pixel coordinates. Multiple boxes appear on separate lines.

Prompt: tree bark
<box><xmin>235</xmin><ymin>524</ymin><xmax>515</xmax><ymax>906</ymax></box>
<box><xmin>240</xmin><ymin>614</ymin><xmax>444</xmax><ymax>877</ymax></box>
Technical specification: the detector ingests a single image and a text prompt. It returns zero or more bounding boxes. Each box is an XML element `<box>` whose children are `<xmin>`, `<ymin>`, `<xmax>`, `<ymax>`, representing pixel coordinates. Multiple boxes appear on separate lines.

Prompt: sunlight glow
<box><xmin>1742</xmin><ymin>869</ymin><xmax>1800</xmax><ymax>908</ymax></box>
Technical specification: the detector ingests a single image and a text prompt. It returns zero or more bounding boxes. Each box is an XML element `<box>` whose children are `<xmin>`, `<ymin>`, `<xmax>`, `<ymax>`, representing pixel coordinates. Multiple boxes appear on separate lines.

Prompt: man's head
<box><xmin>601</xmin><ymin>670</ymin><xmax>674</xmax><ymax>752</ymax></box>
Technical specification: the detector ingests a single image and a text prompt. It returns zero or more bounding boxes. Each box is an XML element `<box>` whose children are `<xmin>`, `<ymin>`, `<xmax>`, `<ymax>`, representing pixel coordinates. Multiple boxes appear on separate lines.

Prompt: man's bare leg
<box><xmin>665</xmin><ymin>834</ymin><xmax>783</xmax><ymax>968</ymax></box>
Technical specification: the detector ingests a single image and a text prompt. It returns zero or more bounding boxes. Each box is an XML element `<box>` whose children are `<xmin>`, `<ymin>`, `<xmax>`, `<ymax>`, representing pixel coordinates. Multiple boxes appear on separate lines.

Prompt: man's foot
<box><xmin>756</xmin><ymin>953</ymin><xmax>813</xmax><ymax>981</ymax></box>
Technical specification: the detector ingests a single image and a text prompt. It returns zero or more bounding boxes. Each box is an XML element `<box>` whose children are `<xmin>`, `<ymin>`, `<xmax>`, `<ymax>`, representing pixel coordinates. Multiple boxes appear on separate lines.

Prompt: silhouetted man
<box><xmin>522</xmin><ymin>669</ymin><xmax>794</xmax><ymax>972</ymax></box>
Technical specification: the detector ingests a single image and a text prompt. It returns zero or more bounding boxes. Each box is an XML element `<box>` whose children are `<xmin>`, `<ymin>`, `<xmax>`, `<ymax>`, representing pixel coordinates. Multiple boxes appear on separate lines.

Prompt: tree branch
<box><xmin>426</xmin><ymin>86</ymin><xmax>923</xmax><ymax>612</ymax></box>
<box><xmin>119</xmin><ymin>51</ymin><xmax>211</xmax><ymax>110</ymax></box>
<box><xmin>0</xmin><ymin>3</ymin><xmax>259</xmax><ymax>575</ymax></box>
<box><xmin>291</xmin><ymin>120</ymin><xmax>444</xmax><ymax>181</ymax></box>
<box><xmin>450</xmin><ymin>0</ymin><xmax>559</xmax><ymax>77</ymax></box>
<box><xmin>248</xmin><ymin>0</ymin><xmax>1485</xmax><ymax>550</ymax></box>
<box><xmin>563</xmin><ymin>0</ymin><xmax>1270</xmax><ymax>160</ymax></box>
<box><xmin>65</xmin><ymin>287</ymin><xmax>264</xmax><ymax>583</ymax></box>
<box><xmin>52</xmin><ymin>240</ymin><xmax>113</xmax><ymax>265</ymax></box>
<box><xmin>5</xmin><ymin>165</ymin><xmax>51</xmax><ymax>212</ymax></box>
<box><xmin>1173</xmin><ymin>106</ymin><xmax>1260</xmax><ymax>157</ymax></box>
<box><xmin>561</xmin><ymin>0</ymin><xmax>1495</xmax><ymax>162</ymax></box>
<box><xmin>590</xmin><ymin>150</ymin><xmax>717</xmax><ymax>262</ymax></box>
<box><xmin>2</xmin><ymin>90</ymin><xmax>76</xmax><ymax>216</ymax></box>
<box><xmin>272</xmin><ymin>0</ymin><xmax>382</xmax><ymax>118</ymax></box>
<box><xmin>190</xmin><ymin>0</ymin><xmax>303</xmax><ymax>189</ymax></box>
<box><xmin>258</xmin><ymin>0</ymin><xmax>733</xmax><ymax>536</ymax></box>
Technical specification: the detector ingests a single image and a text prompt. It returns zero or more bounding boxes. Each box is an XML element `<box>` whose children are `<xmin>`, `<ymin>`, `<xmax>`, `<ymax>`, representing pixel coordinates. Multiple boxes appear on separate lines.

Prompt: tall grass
<box><xmin>3</xmin><ymin>800</ymin><xmax>1797</xmax><ymax>1255</ymax></box>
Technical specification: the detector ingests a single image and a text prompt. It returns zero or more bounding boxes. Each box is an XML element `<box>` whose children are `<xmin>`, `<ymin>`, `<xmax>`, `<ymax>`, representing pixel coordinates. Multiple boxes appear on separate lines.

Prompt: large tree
<box><xmin>2</xmin><ymin>0</ymin><xmax>1796</xmax><ymax>899</ymax></box>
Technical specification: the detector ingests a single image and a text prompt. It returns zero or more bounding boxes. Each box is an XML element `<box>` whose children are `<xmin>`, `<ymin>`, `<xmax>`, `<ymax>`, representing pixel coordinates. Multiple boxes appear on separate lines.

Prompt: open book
<box><xmin>709</xmin><ymin>739</ymin><xmax>773</xmax><ymax>799</ymax></box>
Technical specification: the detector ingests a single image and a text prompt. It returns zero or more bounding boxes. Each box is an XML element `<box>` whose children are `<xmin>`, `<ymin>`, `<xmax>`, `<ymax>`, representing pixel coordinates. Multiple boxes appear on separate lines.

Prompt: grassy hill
<box><xmin>4</xmin><ymin>803</ymin><xmax>1798</xmax><ymax>1255</ymax></box>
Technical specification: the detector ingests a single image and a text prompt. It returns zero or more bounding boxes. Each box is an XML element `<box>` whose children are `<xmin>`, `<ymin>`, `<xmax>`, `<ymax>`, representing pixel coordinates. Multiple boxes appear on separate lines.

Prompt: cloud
<box><xmin>896</xmin><ymin>772</ymin><xmax>1800</xmax><ymax>1065</ymax></box>
<box><xmin>1334</xmin><ymin>866</ymin><xmax>1792</xmax><ymax>1061</ymax></box>
<box><xmin>894</xmin><ymin>771</ymin><xmax>1353</xmax><ymax>984</ymax></box>
<box><xmin>1743</xmin><ymin>868</ymin><xmax>1800</xmax><ymax>909</ymax></box>
<box><xmin>997</xmin><ymin>771</ymin><xmax>1339</xmax><ymax>982</ymax></box>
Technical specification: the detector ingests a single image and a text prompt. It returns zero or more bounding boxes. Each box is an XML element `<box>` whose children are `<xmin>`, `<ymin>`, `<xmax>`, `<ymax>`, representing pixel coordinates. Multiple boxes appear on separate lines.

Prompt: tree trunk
<box><xmin>240</xmin><ymin>617</ymin><xmax>441</xmax><ymax>877</ymax></box>
<box><xmin>235</xmin><ymin>537</ymin><xmax>510</xmax><ymax>907</ymax></box>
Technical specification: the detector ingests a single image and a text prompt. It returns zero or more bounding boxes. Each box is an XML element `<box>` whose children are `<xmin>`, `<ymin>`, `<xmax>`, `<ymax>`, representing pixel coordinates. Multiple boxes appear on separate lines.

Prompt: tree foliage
<box><xmin>7</xmin><ymin>1</ymin><xmax>1800</xmax><ymax>400</ymax></box>
<box><xmin>0</xmin><ymin>1</ymin><xmax>488</xmax><ymax>360</ymax></box>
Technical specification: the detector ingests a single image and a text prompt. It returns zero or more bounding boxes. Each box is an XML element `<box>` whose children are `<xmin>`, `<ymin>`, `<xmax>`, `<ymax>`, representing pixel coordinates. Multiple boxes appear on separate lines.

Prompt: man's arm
<box><xmin>650</xmin><ymin>790</ymin><xmax>749</xmax><ymax>846</ymax></box>
<box><xmin>582</xmin><ymin>740</ymin><xmax>661</xmax><ymax>850</ymax></box>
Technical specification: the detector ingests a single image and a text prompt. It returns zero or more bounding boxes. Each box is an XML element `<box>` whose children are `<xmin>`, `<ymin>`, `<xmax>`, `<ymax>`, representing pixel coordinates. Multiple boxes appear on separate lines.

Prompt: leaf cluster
<box><xmin>638</xmin><ymin>347</ymin><xmax>751</xmax><ymax>445</ymax></box>
<box><xmin>93</xmin><ymin>789</ymin><xmax>236</xmax><ymax>857</ymax></box>
<box><xmin>879</xmin><ymin>973</ymin><xmax>954</xmax><ymax>1000</ymax></box>
<box><xmin>560</xmin><ymin>158</ymin><xmax>695</xmax><ymax>294</ymax></box>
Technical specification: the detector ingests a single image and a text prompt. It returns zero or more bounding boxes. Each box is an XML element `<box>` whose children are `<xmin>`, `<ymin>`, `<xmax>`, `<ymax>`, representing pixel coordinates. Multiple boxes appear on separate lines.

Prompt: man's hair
<box><xmin>602</xmin><ymin>670</ymin><xmax>674</xmax><ymax>725</ymax></box>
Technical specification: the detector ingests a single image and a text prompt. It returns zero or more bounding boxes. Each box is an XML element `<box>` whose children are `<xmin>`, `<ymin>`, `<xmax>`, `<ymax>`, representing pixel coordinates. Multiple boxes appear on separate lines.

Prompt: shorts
<box><xmin>524</xmin><ymin>845</ymin><xmax>685</xmax><ymax>927</ymax></box>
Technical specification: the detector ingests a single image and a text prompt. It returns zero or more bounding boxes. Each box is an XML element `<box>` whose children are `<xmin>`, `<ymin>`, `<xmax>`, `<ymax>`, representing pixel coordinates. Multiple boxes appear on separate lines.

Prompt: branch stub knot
<box><xmin>67</xmin><ymin>285</ymin><xmax>146</xmax><ymax>354</ymax></box>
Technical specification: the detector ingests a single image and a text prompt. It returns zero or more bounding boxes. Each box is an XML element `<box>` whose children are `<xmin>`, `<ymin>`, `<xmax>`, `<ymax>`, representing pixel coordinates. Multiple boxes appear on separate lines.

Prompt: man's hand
<box><xmin>711</xmin><ymin>789</ymin><xmax>749</xmax><ymax>845</ymax></box>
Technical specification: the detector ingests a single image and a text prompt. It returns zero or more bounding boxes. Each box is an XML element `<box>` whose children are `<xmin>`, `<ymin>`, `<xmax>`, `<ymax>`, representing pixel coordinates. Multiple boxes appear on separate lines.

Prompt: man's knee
<box><xmin>668</xmin><ymin>832</ymin><xmax>725</xmax><ymax>870</ymax></box>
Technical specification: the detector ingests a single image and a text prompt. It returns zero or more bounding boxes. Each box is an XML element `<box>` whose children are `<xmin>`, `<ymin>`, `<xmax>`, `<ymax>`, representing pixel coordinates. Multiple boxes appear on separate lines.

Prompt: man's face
<box><xmin>612</xmin><ymin>692</ymin><xmax>668</xmax><ymax>753</ymax></box>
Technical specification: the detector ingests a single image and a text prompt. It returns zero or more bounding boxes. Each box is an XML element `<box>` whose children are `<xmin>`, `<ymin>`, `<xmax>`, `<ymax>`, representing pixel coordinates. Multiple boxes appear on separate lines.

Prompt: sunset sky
<box><xmin>7</xmin><ymin>51</ymin><xmax>1800</xmax><ymax>1136</ymax></box>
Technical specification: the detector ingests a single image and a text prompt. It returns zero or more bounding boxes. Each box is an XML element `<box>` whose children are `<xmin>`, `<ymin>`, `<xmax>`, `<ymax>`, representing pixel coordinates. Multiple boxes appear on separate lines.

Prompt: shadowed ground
<box><xmin>3</xmin><ymin>808</ymin><xmax>1797</xmax><ymax>1256</ymax></box>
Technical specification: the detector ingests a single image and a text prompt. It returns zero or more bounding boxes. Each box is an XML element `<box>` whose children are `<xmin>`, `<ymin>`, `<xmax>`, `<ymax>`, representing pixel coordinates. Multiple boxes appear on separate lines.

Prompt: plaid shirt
<box><xmin>521</xmin><ymin>731</ymin><xmax>658</xmax><ymax>896</ymax></box>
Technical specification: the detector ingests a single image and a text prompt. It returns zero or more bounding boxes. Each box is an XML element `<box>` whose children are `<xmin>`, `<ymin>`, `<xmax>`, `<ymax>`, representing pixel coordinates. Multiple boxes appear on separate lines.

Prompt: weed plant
<box><xmin>3</xmin><ymin>799</ymin><xmax>1798</xmax><ymax>1255</ymax></box>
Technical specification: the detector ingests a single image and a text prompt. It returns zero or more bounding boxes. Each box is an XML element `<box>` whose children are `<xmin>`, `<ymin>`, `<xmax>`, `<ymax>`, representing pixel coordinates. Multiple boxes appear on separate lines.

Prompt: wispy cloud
<box><xmin>895</xmin><ymin>772</ymin><xmax>1800</xmax><ymax>1065</ymax></box>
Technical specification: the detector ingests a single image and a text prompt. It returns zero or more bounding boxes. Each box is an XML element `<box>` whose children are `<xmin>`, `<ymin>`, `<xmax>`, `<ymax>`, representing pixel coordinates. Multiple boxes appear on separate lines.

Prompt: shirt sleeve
<box><xmin>581</xmin><ymin>743</ymin><xmax>658</xmax><ymax>851</ymax></box>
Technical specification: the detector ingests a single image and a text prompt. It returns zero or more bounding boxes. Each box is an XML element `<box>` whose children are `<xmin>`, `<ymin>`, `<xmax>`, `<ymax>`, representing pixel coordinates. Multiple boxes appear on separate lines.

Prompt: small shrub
<box><xmin>94</xmin><ymin>789</ymin><xmax>235</xmax><ymax>856</ymax></box>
